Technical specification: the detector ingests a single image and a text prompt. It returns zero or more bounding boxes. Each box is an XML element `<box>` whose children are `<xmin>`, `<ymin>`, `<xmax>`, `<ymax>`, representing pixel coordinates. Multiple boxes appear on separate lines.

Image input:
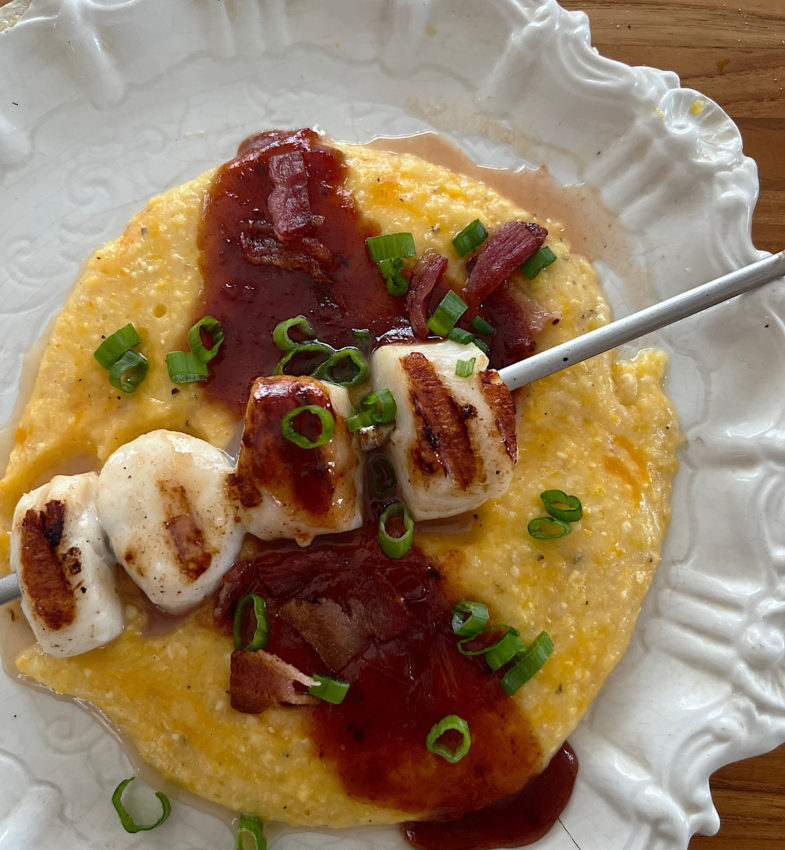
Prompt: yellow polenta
<box><xmin>4</xmin><ymin>141</ymin><xmax>680</xmax><ymax>827</ymax></box>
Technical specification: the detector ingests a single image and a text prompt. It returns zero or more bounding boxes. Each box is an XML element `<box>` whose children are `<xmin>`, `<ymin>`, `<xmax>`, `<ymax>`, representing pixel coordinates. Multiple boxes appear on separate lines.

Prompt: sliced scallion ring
<box><xmin>455</xmin><ymin>357</ymin><xmax>476</xmax><ymax>378</ymax></box>
<box><xmin>352</xmin><ymin>328</ymin><xmax>371</xmax><ymax>340</ymax></box>
<box><xmin>473</xmin><ymin>337</ymin><xmax>490</xmax><ymax>356</ymax></box>
<box><xmin>111</xmin><ymin>777</ymin><xmax>172</xmax><ymax>834</ymax></box>
<box><xmin>94</xmin><ymin>323</ymin><xmax>142</xmax><ymax>369</ymax></box>
<box><xmin>447</xmin><ymin>327</ymin><xmax>476</xmax><ymax>345</ymax></box>
<box><xmin>308</xmin><ymin>673</ymin><xmax>350</xmax><ymax>704</ymax></box>
<box><xmin>457</xmin><ymin>625</ymin><xmax>519</xmax><ymax>658</ymax></box>
<box><xmin>378</xmin><ymin>256</ymin><xmax>409</xmax><ymax>297</ymax></box>
<box><xmin>347</xmin><ymin>410</ymin><xmax>375</xmax><ymax>432</ymax></box>
<box><xmin>368</xmin><ymin>454</ymin><xmax>397</xmax><ymax>497</ymax></box>
<box><xmin>452</xmin><ymin>219</ymin><xmax>488</xmax><ymax>257</ymax></box>
<box><xmin>109</xmin><ymin>350</ymin><xmax>149</xmax><ymax>393</ymax></box>
<box><xmin>366</xmin><ymin>232</ymin><xmax>416</xmax><ymax>262</ymax></box>
<box><xmin>527</xmin><ymin>516</ymin><xmax>572</xmax><ymax>540</ymax></box>
<box><xmin>378</xmin><ymin>501</ymin><xmax>414</xmax><ymax>559</ymax></box>
<box><xmin>450</xmin><ymin>600</ymin><xmax>490</xmax><ymax>637</ymax></box>
<box><xmin>470</xmin><ymin>315</ymin><xmax>494</xmax><ymax>336</ymax></box>
<box><xmin>187</xmin><ymin>315</ymin><xmax>224</xmax><ymax>363</ymax></box>
<box><xmin>314</xmin><ymin>347</ymin><xmax>369</xmax><ymax>388</ymax></box>
<box><xmin>273</xmin><ymin>342</ymin><xmax>334</xmax><ymax>377</ymax></box>
<box><xmin>166</xmin><ymin>350</ymin><xmax>209</xmax><ymax>383</ymax></box>
<box><xmin>499</xmin><ymin>631</ymin><xmax>554</xmax><ymax>696</ymax></box>
<box><xmin>540</xmin><ymin>489</ymin><xmax>583</xmax><ymax>522</ymax></box>
<box><xmin>521</xmin><ymin>245</ymin><xmax>557</xmax><ymax>280</ymax></box>
<box><xmin>427</xmin><ymin>290</ymin><xmax>468</xmax><ymax>337</ymax></box>
<box><xmin>272</xmin><ymin>315</ymin><xmax>316</xmax><ymax>352</ymax></box>
<box><xmin>360</xmin><ymin>388</ymin><xmax>397</xmax><ymax>424</ymax></box>
<box><xmin>281</xmin><ymin>404</ymin><xmax>335</xmax><ymax>449</ymax></box>
<box><xmin>425</xmin><ymin>714</ymin><xmax>471</xmax><ymax>763</ymax></box>
<box><xmin>234</xmin><ymin>814</ymin><xmax>267</xmax><ymax>850</ymax></box>
<box><xmin>233</xmin><ymin>593</ymin><xmax>269</xmax><ymax>652</ymax></box>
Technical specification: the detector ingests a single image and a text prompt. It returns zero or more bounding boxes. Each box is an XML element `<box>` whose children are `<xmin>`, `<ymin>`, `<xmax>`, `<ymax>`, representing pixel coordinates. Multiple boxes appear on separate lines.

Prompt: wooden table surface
<box><xmin>0</xmin><ymin>0</ymin><xmax>782</xmax><ymax>847</ymax></box>
<box><xmin>559</xmin><ymin>4</ymin><xmax>785</xmax><ymax>847</ymax></box>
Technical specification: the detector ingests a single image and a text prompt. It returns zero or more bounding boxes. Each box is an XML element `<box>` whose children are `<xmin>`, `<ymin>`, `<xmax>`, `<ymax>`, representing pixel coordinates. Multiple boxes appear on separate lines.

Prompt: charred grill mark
<box><xmin>164</xmin><ymin>514</ymin><xmax>213</xmax><ymax>581</ymax></box>
<box><xmin>19</xmin><ymin>506</ymin><xmax>76</xmax><ymax>630</ymax></box>
<box><xmin>479</xmin><ymin>371</ymin><xmax>518</xmax><ymax>462</ymax></box>
<box><xmin>61</xmin><ymin>546</ymin><xmax>82</xmax><ymax>576</ymax></box>
<box><xmin>402</xmin><ymin>352</ymin><xmax>477</xmax><ymax>489</ymax></box>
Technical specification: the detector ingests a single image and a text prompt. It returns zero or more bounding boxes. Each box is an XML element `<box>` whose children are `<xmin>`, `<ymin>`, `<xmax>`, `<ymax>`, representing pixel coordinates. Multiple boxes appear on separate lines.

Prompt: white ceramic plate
<box><xmin>1</xmin><ymin>1</ymin><xmax>783</xmax><ymax>848</ymax></box>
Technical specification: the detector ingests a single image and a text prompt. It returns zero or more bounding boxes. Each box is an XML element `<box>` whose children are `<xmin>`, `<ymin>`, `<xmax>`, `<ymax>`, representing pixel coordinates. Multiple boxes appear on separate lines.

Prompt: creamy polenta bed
<box><xmin>0</xmin><ymin>129</ymin><xmax>679</xmax><ymax>846</ymax></box>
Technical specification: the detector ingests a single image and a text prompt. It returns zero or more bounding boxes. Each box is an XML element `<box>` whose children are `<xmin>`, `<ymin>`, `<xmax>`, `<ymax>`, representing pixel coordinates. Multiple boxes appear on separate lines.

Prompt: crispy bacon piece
<box><xmin>464</xmin><ymin>220</ymin><xmax>547</xmax><ymax>307</ymax></box>
<box><xmin>240</xmin><ymin>220</ymin><xmax>333</xmax><ymax>285</ymax></box>
<box><xmin>278</xmin><ymin>598</ymin><xmax>368</xmax><ymax>671</ymax></box>
<box><xmin>347</xmin><ymin>572</ymin><xmax>410</xmax><ymax>642</ymax></box>
<box><xmin>407</xmin><ymin>250</ymin><xmax>448</xmax><ymax>339</ymax></box>
<box><xmin>268</xmin><ymin>151</ymin><xmax>313</xmax><ymax>242</ymax></box>
<box><xmin>402</xmin><ymin>351</ymin><xmax>476</xmax><ymax>489</ymax></box>
<box><xmin>484</xmin><ymin>284</ymin><xmax>557</xmax><ymax>367</ymax></box>
<box><xmin>230</xmin><ymin>650</ymin><xmax>318</xmax><ymax>714</ymax></box>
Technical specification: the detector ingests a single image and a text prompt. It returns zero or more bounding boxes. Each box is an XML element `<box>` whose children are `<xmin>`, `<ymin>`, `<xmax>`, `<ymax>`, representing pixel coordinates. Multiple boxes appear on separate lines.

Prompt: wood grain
<box><xmin>559</xmin><ymin>4</ymin><xmax>785</xmax><ymax>846</ymax></box>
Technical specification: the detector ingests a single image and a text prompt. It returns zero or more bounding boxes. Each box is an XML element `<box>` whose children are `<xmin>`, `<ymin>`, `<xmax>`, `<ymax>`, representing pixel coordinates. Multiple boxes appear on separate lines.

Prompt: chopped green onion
<box><xmin>426</xmin><ymin>714</ymin><xmax>471</xmax><ymax>763</ymax></box>
<box><xmin>447</xmin><ymin>327</ymin><xmax>476</xmax><ymax>345</ymax></box>
<box><xmin>111</xmin><ymin>777</ymin><xmax>172</xmax><ymax>834</ymax></box>
<box><xmin>308</xmin><ymin>673</ymin><xmax>350</xmax><ymax>704</ymax></box>
<box><xmin>109</xmin><ymin>350</ymin><xmax>149</xmax><ymax>393</ymax></box>
<box><xmin>527</xmin><ymin>516</ymin><xmax>572</xmax><ymax>540</ymax></box>
<box><xmin>457</xmin><ymin>624</ymin><xmax>519</xmax><ymax>657</ymax></box>
<box><xmin>455</xmin><ymin>357</ymin><xmax>476</xmax><ymax>378</ymax></box>
<box><xmin>352</xmin><ymin>328</ymin><xmax>371</xmax><ymax>340</ymax></box>
<box><xmin>470</xmin><ymin>315</ymin><xmax>495</xmax><ymax>336</ymax></box>
<box><xmin>314</xmin><ymin>347</ymin><xmax>369</xmax><ymax>388</ymax></box>
<box><xmin>452</xmin><ymin>219</ymin><xmax>488</xmax><ymax>257</ymax></box>
<box><xmin>233</xmin><ymin>593</ymin><xmax>269</xmax><ymax>652</ymax></box>
<box><xmin>273</xmin><ymin>343</ymin><xmax>334</xmax><ymax>376</ymax></box>
<box><xmin>360</xmin><ymin>388</ymin><xmax>397</xmax><ymax>424</ymax></box>
<box><xmin>347</xmin><ymin>410</ymin><xmax>374</xmax><ymax>432</ymax></box>
<box><xmin>187</xmin><ymin>315</ymin><xmax>224</xmax><ymax>363</ymax></box>
<box><xmin>378</xmin><ymin>501</ymin><xmax>414</xmax><ymax>559</ymax></box>
<box><xmin>427</xmin><ymin>290</ymin><xmax>468</xmax><ymax>337</ymax></box>
<box><xmin>521</xmin><ymin>245</ymin><xmax>557</xmax><ymax>280</ymax></box>
<box><xmin>484</xmin><ymin>631</ymin><xmax>527</xmax><ymax>671</ymax></box>
<box><xmin>366</xmin><ymin>232</ymin><xmax>416</xmax><ymax>262</ymax></box>
<box><xmin>281</xmin><ymin>404</ymin><xmax>335</xmax><ymax>449</ymax></box>
<box><xmin>473</xmin><ymin>337</ymin><xmax>490</xmax><ymax>356</ymax></box>
<box><xmin>94</xmin><ymin>323</ymin><xmax>141</xmax><ymax>369</ymax></box>
<box><xmin>451</xmin><ymin>600</ymin><xmax>490</xmax><ymax>637</ymax></box>
<box><xmin>166</xmin><ymin>350</ymin><xmax>209</xmax><ymax>383</ymax></box>
<box><xmin>541</xmin><ymin>489</ymin><xmax>583</xmax><ymax>523</ymax></box>
<box><xmin>499</xmin><ymin>631</ymin><xmax>554</xmax><ymax>695</ymax></box>
<box><xmin>378</xmin><ymin>257</ymin><xmax>409</xmax><ymax>297</ymax></box>
<box><xmin>368</xmin><ymin>454</ymin><xmax>397</xmax><ymax>497</ymax></box>
<box><xmin>273</xmin><ymin>315</ymin><xmax>316</xmax><ymax>351</ymax></box>
<box><xmin>234</xmin><ymin>814</ymin><xmax>267</xmax><ymax>850</ymax></box>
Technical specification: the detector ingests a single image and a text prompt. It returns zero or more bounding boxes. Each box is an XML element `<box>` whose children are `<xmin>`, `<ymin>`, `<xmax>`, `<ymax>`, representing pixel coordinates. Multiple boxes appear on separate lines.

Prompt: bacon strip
<box><xmin>407</xmin><ymin>250</ymin><xmax>448</xmax><ymax>339</ymax></box>
<box><xmin>402</xmin><ymin>352</ymin><xmax>476</xmax><ymax>489</ymax></box>
<box><xmin>268</xmin><ymin>151</ymin><xmax>313</xmax><ymax>242</ymax></box>
<box><xmin>240</xmin><ymin>221</ymin><xmax>332</xmax><ymax>285</ymax></box>
<box><xmin>464</xmin><ymin>220</ymin><xmax>547</xmax><ymax>307</ymax></box>
<box><xmin>484</xmin><ymin>285</ymin><xmax>557</xmax><ymax>367</ymax></box>
<box><xmin>230</xmin><ymin>650</ymin><xmax>318</xmax><ymax>714</ymax></box>
<box><xmin>279</xmin><ymin>598</ymin><xmax>368</xmax><ymax>671</ymax></box>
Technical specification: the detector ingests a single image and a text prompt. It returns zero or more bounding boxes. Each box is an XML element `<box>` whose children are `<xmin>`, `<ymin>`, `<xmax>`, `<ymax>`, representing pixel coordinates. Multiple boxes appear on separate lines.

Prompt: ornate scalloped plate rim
<box><xmin>0</xmin><ymin>1</ymin><xmax>781</xmax><ymax>849</ymax></box>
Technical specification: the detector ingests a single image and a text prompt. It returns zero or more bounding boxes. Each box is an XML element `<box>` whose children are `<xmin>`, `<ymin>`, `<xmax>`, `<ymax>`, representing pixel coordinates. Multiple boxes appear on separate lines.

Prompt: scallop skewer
<box><xmin>0</xmin><ymin>250</ymin><xmax>782</xmax><ymax>608</ymax></box>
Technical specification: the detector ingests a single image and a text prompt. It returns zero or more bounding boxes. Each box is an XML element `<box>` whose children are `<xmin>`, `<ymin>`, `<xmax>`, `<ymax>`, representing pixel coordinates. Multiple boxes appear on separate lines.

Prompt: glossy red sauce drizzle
<box><xmin>202</xmin><ymin>129</ymin><xmax>576</xmax><ymax>847</ymax></box>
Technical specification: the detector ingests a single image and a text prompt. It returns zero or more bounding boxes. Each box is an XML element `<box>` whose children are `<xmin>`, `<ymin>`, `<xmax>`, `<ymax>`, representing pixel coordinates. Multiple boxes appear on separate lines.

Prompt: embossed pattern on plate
<box><xmin>0</xmin><ymin>1</ymin><xmax>781</xmax><ymax>849</ymax></box>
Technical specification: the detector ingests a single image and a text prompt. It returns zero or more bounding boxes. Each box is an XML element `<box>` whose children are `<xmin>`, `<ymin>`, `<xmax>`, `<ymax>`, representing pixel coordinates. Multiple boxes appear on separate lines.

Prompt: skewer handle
<box><xmin>0</xmin><ymin>573</ymin><xmax>20</xmax><ymax>605</ymax></box>
<box><xmin>498</xmin><ymin>250</ymin><xmax>785</xmax><ymax>391</ymax></box>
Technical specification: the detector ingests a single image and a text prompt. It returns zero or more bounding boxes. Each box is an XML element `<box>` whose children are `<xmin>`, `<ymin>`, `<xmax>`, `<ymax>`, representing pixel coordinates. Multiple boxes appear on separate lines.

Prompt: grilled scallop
<box><xmin>10</xmin><ymin>472</ymin><xmax>123</xmax><ymax>657</ymax></box>
<box><xmin>229</xmin><ymin>376</ymin><xmax>363</xmax><ymax>546</ymax></box>
<box><xmin>371</xmin><ymin>340</ymin><xmax>518</xmax><ymax>520</ymax></box>
<box><xmin>97</xmin><ymin>430</ymin><xmax>244</xmax><ymax>614</ymax></box>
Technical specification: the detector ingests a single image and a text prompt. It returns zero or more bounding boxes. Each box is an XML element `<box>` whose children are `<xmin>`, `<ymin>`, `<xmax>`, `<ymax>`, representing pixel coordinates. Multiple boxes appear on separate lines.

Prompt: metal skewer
<box><xmin>498</xmin><ymin>250</ymin><xmax>785</xmax><ymax>390</ymax></box>
<box><xmin>1</xmin><ymin>251</ymin><xmax>783</xmax><ymax>608</ymax></box>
